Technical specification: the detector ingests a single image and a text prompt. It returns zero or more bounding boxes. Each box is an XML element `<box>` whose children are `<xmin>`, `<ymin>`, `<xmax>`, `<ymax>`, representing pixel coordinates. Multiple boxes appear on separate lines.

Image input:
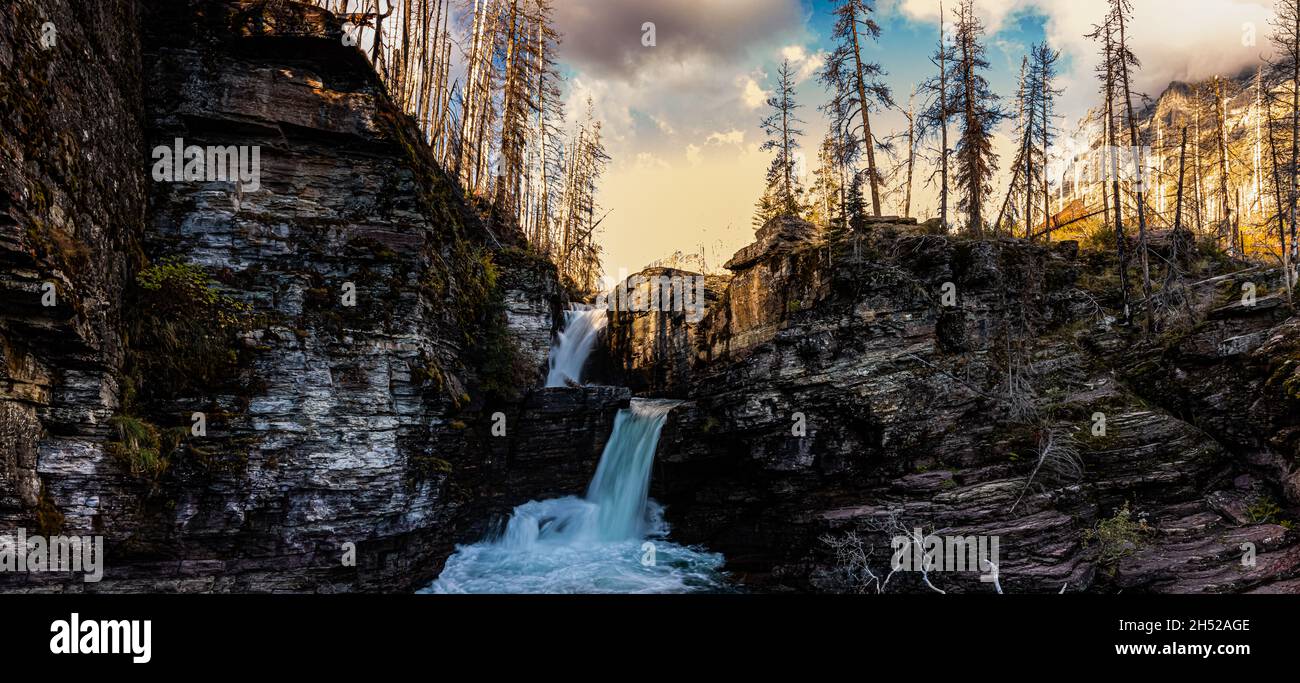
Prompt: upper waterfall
<box><xmin>545</xmin><ymin>307</ymin><xmax>607</xmax><ymax>388</ymax></box>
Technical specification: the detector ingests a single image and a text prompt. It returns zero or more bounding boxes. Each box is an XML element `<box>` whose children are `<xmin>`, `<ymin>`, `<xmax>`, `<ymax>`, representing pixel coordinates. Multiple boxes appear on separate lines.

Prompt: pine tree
<box><xmin>1032</xmin><ymin>42</ymin><xmax>1062</xmax><ymax>240</ymax></box>
<box><xmin>949</xmin><ymin>0</ymin><xmax>1004</xmax><ymax>236</ymax></box>
<box><xmin>996</xmin><ymin>56</ymin><xmax>1035</xmax><ymax>238</ymax></box>
<box><xmin>809</xmin><ymin>134</ymin><xmax>846</xmax><ymax>229</ymax></box>
<box><xmin>752</xmin><ymin>185</ymin><xmax>781</xmax><ymax>230</ymax></box>
<box><xmin>759</xmin><ymin>60</ymin><xmax>807</xmax><ymax>221</ymax></box>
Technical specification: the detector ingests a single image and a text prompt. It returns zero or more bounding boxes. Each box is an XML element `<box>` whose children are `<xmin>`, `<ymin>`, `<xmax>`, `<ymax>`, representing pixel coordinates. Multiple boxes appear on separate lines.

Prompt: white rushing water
<box><xmin>423</xmin><ymin>399</ymin><xmax>728</xmax><ymax>594</ymax></box>
<box><xmin>544</xmin><ymin>307</ymin><xmax>607</xmax><ymax>387</ymax></box>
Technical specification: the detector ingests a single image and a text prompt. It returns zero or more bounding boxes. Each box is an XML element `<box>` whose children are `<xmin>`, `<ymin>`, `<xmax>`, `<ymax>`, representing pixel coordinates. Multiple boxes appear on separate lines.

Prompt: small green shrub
<box><xmin>1084</xmin><ymin>502</ymin><xmax>1152</xmax><ymax>565</ymax></box>
<box><xmin>105</xmin><ymin>414</ymin><xmax>182</xmax><ymax>483</ymax></box>
<box><xmin>411</xmin><ymin>453</ymin><xmax>453</xmax><ymax>478</ymax></box>
<box><xmin>125</xmin><ymin>257</ymin><xmax>253</xmax><ymax>407</ymax></box>
<box><xmin>1247</xmin><ymin>496</ymin><xmax>1284</xmax><ymax>525</ymax></box>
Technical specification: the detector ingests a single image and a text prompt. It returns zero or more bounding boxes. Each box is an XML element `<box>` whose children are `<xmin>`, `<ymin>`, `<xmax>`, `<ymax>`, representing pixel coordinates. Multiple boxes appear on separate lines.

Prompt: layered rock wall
<box><xmin>640</xmin><ymin>218</ymin><xmax>1300</xmax><ymax>593</ymax></box>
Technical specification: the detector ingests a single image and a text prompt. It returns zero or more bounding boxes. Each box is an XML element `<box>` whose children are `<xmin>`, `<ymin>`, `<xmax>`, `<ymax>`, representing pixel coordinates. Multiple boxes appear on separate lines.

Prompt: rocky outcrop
<box><xmin>1114</xmin><ymin>275</ymin><xmax>1300</xmax><ymax>506</ymax></box>
<box><xmin>497</xmin><ymin>248</ymin><xmax>564</xmax><ymax>378</ymax></box>
<box><xmin>641</xmin><ymin>219</ymin><xmax>1300</xmax><ymax>593</ymax></box>
<box><xmin>723</xmin><ymin>215</ymin><xmax>819</xmax><ymax>271</ymax></box>
<box><xmin>593</xmin><ymin>267</ymin><xmax>726</xmax><ymax>395</ymax></box>
<box><xmin>0</xmin><ymin>0</ymin><xmax>594</xmax><ymax>592</ymax></box>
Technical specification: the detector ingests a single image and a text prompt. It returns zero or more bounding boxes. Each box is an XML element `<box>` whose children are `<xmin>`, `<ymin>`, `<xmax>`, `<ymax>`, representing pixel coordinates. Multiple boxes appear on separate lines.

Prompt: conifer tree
<box><xmin>949</xmin><ymin>0</ymin><xmax>1005</xmax><ymax>236</ymax></box>
<box><xmin>759</xmin><ymin>60</ymin><xmax>807</xmax><ymax>222</ymax></box>
<box><xmin>918</xmin><ymin>0</ymin><xmax>954</xmax><ymax>230</ymax></box>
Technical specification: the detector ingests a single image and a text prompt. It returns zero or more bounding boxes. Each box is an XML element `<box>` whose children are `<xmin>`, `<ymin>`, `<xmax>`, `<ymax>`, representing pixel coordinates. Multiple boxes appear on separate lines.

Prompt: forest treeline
<box><xmin>308</xmin><ymin>0</ymin><xmax>609</xmax><ymax>291</ymax></box>
<box><xmin>313</xmin><ymin>0</ymin><xmax>1300</xmax><ymax>320</ymax></box>
<box><xmin>755</xmin><ymin>0</ymin><xmax>1299</xmax><ymax>327</ymax></box>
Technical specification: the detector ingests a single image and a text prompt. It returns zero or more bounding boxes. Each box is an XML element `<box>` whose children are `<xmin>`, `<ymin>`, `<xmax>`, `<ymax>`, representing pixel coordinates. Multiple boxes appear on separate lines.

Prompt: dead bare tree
<box><xmin>1088</xmin><ymin>13</ymin><xmax>1133</xmax><ymax>325</ymax></box>
<box><xmin>1010</xmin><ymin>427</ymin><xmax>1082</xmax><ymax>513</ymax></box>
<box><xmin>1109</xmin><ymin>0</ymin><xmax>1153</xmax><ymax>334</ymax></box>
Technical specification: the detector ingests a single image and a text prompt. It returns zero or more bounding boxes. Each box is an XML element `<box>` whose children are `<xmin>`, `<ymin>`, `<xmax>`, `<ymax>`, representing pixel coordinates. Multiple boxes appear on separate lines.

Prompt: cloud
<box><xmin>548</xmin><ymin>1</ymin><xmax>808</xmax><ymax>278</ymax></box>
<box><xmin>554</xmin><ymin>0</ymin><xmax>805</xmax><ymax>82</ymax></box>
<box><xmin>780</xmin><ymin>43</ymin><xmax>828</xmax><ymax>83</ymax></box>
<box><xmin>652</xmin><ymin>115</ymin><xmax>676</xmax><ymax>136</ymax></box>
<box><xmin>895</xmin><ymin>0</ymin><xmax>1274</xmax><ymax>105</ymax></box>
<box><xmin>706</xmin><ymin>129</ymin><xmax>746</xmax><ymax>147</ymax></box>
<box><xmin>741</xmin><ymin>76</ymin><xmax>771</xmax><ymax>109</ymax></box>
<box><xmin>794</xmin><ymin>51</ymin><xmax>827</xmax><ymax>82</ymax></box>
<box><xmin>686</xmin><ymin>143</ymin><xmax>703</xmax><ymax>167</ymax></box>
<box><xmin>781</xmin><ymin>44</ymin><xmax>810</xmax><ymax>62</ymax></box>
<box><xmin>634</xmin><ymin>152</ymin><xmax>672</xmax><ymax>170</ymax></box>
<box><xmin>553</xmin><ymin>0</ymin><xmax>807</xmax><ymax>153</ymax></box>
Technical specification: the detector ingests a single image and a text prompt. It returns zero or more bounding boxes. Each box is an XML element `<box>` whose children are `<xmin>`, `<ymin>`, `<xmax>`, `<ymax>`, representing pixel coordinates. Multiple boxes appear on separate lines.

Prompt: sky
<box><xmin>550</xmin><ymin>0</ymin><xmax>1277</xmax><ymax>280</ymax></box>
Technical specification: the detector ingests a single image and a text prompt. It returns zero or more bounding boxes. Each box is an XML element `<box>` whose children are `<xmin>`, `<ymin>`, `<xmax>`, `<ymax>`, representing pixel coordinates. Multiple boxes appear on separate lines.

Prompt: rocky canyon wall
<box><xmin>0</xmin><ymin>0</ymin><xmax>611</xmax><ymax>592</ymax></box>
<box><xmin>626</xmin><ymin>217</ymin><xmax>1300</xmax><ymax>593</ymax></box>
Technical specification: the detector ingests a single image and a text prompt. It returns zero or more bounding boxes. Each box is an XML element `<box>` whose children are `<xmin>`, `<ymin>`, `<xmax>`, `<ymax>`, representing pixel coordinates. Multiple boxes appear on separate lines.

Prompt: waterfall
<box><xmin>585</xmin><ymin>401</ymin><xmax>674</xmax><ymax>540</ymax></box>
<box><xmin>545</xmin><ymin>307</ymin><xmax>607</xmax><ymax>387</ymax></box>
<box><xmin>423</xmin><ymin>399</ymin><xmax>726</xmax><ymax>593</ymax></box>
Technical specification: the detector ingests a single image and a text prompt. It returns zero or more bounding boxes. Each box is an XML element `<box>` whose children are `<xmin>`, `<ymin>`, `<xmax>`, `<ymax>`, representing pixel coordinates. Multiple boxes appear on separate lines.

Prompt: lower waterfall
<box><xmin>422</xmin><ymin>399</ymin><xmax>727</xmax><ymax>594</ymax></box>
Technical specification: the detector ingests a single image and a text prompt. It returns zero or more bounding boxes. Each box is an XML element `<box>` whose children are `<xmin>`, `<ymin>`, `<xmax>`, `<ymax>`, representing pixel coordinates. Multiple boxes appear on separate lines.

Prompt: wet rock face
<box><xmin>496</xmin><ymin>248</ymin><xmax>564</xmax><ymax>379</ymax></box>
<box><xmin>454</xmin><ymin>386</ymin><xmax>631</xmax><ymax>540</ymax></box>
<box><xmin>646</xmin><ymin>221</ymin><xmax>1300</xmax><ymax>594</ymax></box>
<box><xmin>1</xmin><ymin>0</ymin><xmax>581</xmax><ymax>593</ymax></box>
<box><xmin>0</xmin><ymin>0</ymin><xmax>146</xmax><ymax>533</ymax></box>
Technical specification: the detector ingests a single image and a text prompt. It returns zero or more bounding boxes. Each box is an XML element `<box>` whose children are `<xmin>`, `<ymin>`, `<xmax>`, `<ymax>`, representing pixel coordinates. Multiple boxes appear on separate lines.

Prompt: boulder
<box><xmin>724</xmin><ymin>215</ymin><xmax>820</xmax><ymax>272</ymax></box>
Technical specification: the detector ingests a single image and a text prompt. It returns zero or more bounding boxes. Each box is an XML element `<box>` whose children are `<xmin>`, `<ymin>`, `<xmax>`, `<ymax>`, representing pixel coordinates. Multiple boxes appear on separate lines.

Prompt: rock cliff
<box><xmin>631</xmin><ymin>216</ymin><xmax>1300</xmax><ymax>593</ymax></box>
<box><xmin>0</xmin><ymin>0</ymin><xmax>612</xmax><ymax>592</ymax></box>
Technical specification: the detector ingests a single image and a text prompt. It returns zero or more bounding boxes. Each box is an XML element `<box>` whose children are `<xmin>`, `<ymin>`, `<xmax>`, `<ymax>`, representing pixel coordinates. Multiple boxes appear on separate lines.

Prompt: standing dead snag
<box><xmin>1267</xmin><ymin>0</ymin><xmax>1300</xmax><ymax>292</ymax></box>
<box><xmin>903</xmin><ymin>89</ymin><xmax>916</xmax><ymax>218</ymax></box>
<box><xmin>1169</xmin><ymin>126</ymin><xmax>1188</xmax><ymax>290</ymax></box>
<box><xmin>819</xmin><ymin>0</ymin><xmax>894</xmax><ymax>217</ymax></box>
<box><xmin>918</xmin><ymin>0</ymin><xmax>954</xmax><ymax>231</ymax></box>
<box><xmin>1088</xmin><ymin>13</ymin><xmax>1132</xmax><ymax>325</ymax></box>
<box><xmin>303</xmin><ymin>1</ymin><xmax>604</xmax><ymax>287</ymax></box>
<box><xmin>1213</xmin><ymin>76</ymin><xmax>1234</xmax><ymax>253</ymax></box>
<box><xmin>1108</xmin><ymin>0</ymin><xmax>1153</xmax><ymax>335</ymax></box>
